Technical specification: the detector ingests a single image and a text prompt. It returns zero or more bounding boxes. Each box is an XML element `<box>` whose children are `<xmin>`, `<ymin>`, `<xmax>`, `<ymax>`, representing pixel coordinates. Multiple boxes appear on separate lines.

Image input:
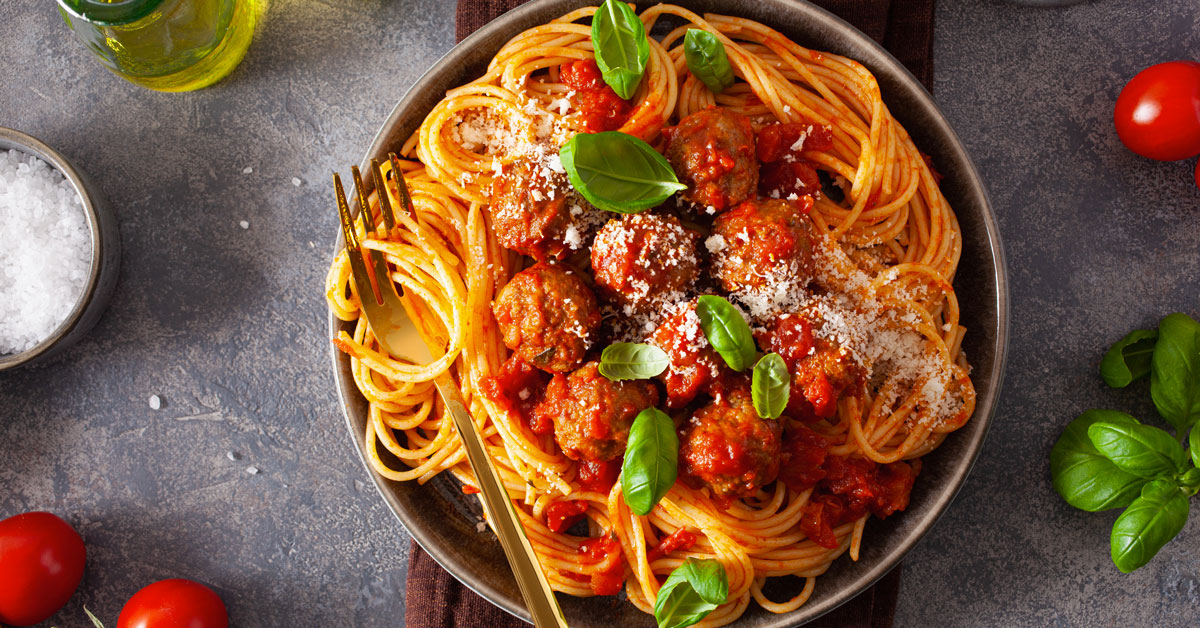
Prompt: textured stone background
<box><xmin>0</xmin><ymin>0</ymin><xmax>1198</xmax><ymax>626</ymax></box>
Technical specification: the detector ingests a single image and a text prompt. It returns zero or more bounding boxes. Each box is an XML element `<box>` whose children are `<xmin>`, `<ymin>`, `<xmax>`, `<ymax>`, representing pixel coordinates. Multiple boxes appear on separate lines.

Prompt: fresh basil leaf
<box><xmin>1088</xmin><ymin>420</ymin><xmax>1189</xmax><ymax>478</ymax></box>
<box><xmin>653</xmin><ymin>558</ymin><xmax>729</xmax><ymax>628</ymax></box>
<box><xmin>1050</xmin><ymin>410</ymin><xmax>1147</xmax><ymax>511</ymax></box>
<box><xmin>683</xmin><ymin>29</ymin><xmax>734</xmax><ymax>94</ymax></box>
<box><xmin>1110</xmin><ymin>478</ymin><xmax>1189</xmax><ymax>573</ymax></box>
<box><xmin>622</xmin><ymin>407</ymin><xmax>678</xmax><ymax>516</ymax></box>
<box><xmin>1100</xmin><ymin>328</ymin><xmax>1158</xmax><ymax>388</ymax></box>
<box><xmin>1150</xmin><ymin>313</ymin><xmax>1200</xmax><ymax>433</ymax></box>
<box><xmin>559</xmin><ymin>131</ymin><xmax>686</xmax><ymax>214</ymax></box>
<box><xmin>591</xmin><ymin>0</ymin><xmax>649</xmax><ymax>100</ymax></box>
<box><xmin>695</xmin><ymin>295</ymin><xmax>756</xmax><ymax>372</ymax></box>
<box><xmin>1192</xmin><ymin>421</ymin><xmax>1200</xmax><ymax>469</ymax></box>
<box><xmin>601</xmin><ymin>342</ymin><xmax>670</xmax><ymax>381</ymax></box>
<box><xmin>752</xmin><ymin>353</ymin><xmax>789</xmax><ymax>419</ymax></box>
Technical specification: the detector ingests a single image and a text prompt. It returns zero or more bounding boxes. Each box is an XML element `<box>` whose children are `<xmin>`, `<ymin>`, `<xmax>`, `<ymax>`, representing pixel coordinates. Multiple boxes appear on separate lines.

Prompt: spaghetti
<box><xmin>327</xmin><ymin>4</ymin><xmax>975</xmax><ymax>625</ymax></box>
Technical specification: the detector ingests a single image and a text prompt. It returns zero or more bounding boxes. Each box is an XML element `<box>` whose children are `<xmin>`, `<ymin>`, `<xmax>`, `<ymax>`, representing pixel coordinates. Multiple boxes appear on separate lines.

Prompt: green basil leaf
<box><xmin>683</xmin><ymin>29</ymin><xmax>734</xmax><ymax>94</ymax></box>
<box><xmin>1191</xmin><ymin>421</ymin><xmax>1200</xmax><ymax>469</ymax></box>
<box><xmin>752</xmin><ymin>353</ymin><xmax>789</xmax><ymax>419</ymax></box>
<box><xmin>559</xmin><ymin>131</ymin><xmax>687</xmax><ymax>214</ymax></box>
<box><xmin>1177</xmin><ymin>467</ymin><xmax>1200</xmax><ymax>494</ymax></box>
<box><xmin>1151</xmin><ymin>313</ymin><xmax>1200</xmax><ymax>433</ymax></box>
<box><xmin>600</xmin><ymin>342</ymin><xmax>670</xmax><ymax>381</ymax></box>
<box><xmin>695</xmin><ymin>295</ymin><xmax>756</xmax><ymax>372</ymax></box>
<box><xmin>1050</xmin><ymin>410</ymin><xmax>1148</xmax><ymax>511</ymax></box>
<box><xmin>1100</xmin><ymin>328</ymin><xmax>1158</xmax><ymax>388</ymax></box>
<box><xmin>1110</xmin><ymin>478</ymin><xmax>1189</xmax><ymax>573</ymax></box>
<box><xmin>1088</xmin><ymin>420</ymin><xmax>1189</xmax><ymax>478</ymax></box>
<box><xmin>622</xmin><ymin>407</ymin><xmax>678</xmax><ymax>516</ymax></box>
<box><xmin>653</xmin><ymin>558</ymin><xmax>729</xmax><ymax>628</ymax></box>
<box><xmin>591</xmin><ymin>0</ymin><xmax>649</xmax><ymax>100</ymax></box>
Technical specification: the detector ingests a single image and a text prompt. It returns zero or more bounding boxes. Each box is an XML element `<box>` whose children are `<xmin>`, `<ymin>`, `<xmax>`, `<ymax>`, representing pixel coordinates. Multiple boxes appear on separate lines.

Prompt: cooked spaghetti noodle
<box><xmin>327</xmin><ymin>4</ymin><xmax>974</xmax><ymax>625</ymax></box>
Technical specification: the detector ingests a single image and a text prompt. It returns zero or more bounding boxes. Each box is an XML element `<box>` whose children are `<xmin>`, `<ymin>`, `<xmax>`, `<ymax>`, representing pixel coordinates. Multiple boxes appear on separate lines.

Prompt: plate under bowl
<box><xmin>329</xmin><ymin>1</ymin><xmax>1009</xmax><ymax>625</ymax></box>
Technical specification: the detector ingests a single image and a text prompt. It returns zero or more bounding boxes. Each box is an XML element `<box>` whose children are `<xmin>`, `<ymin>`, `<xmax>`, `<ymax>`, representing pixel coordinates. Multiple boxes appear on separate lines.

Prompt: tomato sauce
<box><xmin>797</xmin><ymin>455</ymin><xmax>922</xmax><ymax>549</ymax></box>
<box><xmin>560</xmin><ymin>59</ymin><xmax>632</xmax><ymax>133</ymax></box>
<box><xmin>756</xmin><ymin>122</ymin><xmax>833</xmax><ymax>200</ymax></box>
<box><xmin>480</xmin><ymin>354</ymin><xmax>552</xmax><ymax>434</ymax></box>
<box><xmin>545</xmin><ymin>500</ymin><xmax>589</xmax><ymax>533</ymax></box>
<box><xmin>576</xmin><ymin>459</ymin><xmax>620</xmax><ymax>493</ymax></box>
<box><xmin>778</xmin><ymin>426</ymin><xmax>829</xmax><ymax>491</ymax></box>
<box><xmin>647</xmin><ymin>528</ymin><xmax>698</xmax><ymax>562</ymax></box>
<box><xmin>576</xmin><ymin>536</ymin><xmax>625</xmax><ymax>596</ymax></box>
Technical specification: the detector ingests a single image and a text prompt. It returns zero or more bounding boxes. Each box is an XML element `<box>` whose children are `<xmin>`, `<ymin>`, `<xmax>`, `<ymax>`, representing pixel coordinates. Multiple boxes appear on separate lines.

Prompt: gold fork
<box><xmin>334</xmin><ymin>156</ymin><xmax>568</xmax><ymax>628</ymax></box>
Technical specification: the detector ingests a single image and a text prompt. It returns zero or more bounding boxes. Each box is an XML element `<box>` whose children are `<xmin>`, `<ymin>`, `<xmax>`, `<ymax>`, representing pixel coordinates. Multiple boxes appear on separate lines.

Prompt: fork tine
<box><xmin>371</xmin><ymin>158</ymin><xmax>396</xmax><ymax>232</ymax></box>
<box><xmin>334</xmin><ymin>171</ymin><xmax>380</xmax><ymax>307</ymax></box>
<box><xmin>389</xmin><ymin>153</ymin><xmax>416</xmax><ymax>215</ymax></box>
<box><xmin>333</xmin><ymin>173</ymin><xmax>359</xmax><ymax>251</ymax></box>
<box><xmin>350</xmin><ymin>165</ymin><xmax>375</xmax><ymax>238</ymax></box>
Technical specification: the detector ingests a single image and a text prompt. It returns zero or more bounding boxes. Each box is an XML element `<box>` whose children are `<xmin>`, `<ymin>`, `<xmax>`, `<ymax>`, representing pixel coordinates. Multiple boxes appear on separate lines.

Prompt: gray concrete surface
<box><xmin>0</xmin><ymin>0</ymin><xmax>1197</xmax><ymax>626</ymax></box>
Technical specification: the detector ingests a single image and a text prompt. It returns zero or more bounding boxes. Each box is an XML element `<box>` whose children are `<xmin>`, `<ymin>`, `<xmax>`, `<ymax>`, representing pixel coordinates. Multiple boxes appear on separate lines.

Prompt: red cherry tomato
<box><xmin>117</xmin><ymin>579</ymin><xmax>229</xmax><ymax>628</ymax></box>
<box><xmin>0</xmin><ymin>511</ymin><xmax>86</xmax><ymax>626</ymax></box>
<box><xmin>1114</xmin><ymin>61</ymin><xmax>1200</xmax><ymax>161</ymax></box>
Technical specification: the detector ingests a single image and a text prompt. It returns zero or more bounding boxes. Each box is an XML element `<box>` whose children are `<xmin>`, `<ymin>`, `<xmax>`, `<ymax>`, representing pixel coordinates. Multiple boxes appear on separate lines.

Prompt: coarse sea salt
<box><xmin>0</xmin><ymin>149</ymin><xmax>91</xmax><ymax>355</ymax></box>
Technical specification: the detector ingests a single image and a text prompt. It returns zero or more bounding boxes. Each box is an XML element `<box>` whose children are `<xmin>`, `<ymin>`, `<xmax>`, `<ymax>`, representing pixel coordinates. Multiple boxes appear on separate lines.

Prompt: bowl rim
<box><xmin>328</xmin><ymin>0</ymin><xmax>1010</xmax><ymax>624</ymax></box>
<box><xmin>0</xmin><ymin>127</ymin><xmax>108</xmax><ymax>370</ymax></box>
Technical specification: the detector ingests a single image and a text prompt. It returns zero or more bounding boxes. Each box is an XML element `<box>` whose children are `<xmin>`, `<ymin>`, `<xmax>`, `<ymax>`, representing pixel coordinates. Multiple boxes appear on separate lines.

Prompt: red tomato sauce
<box><xmin>797</xmin><ymin>454</ymin><xmax>922</xmax><ymax>549</ymax></box>
<box><xmin>576</xmin><ymin>459</ymin><xmax>620</xmax><ymax>493</ymax></box>
<box><xmin>756</xmin><ymin>122</ymin><xmax>833</xmax><ymax>200</ymax></box>
<box><xmin>647</xmin><ymin>528</ymin><xmax>698</xmax><ymax>562</ymax></box>
<box><xmin>560</xmin><ymin>59</ymin><xmax>632</xmax><ymax>133</ymax></box>
<box><xmin>574</xmin><ymin>536</ymin><xmax>625</xmax><ymax>596</ymax></box>
<box><xmin>545</xmin><ymin>500</ymin><xmax>589</xmax><ymax>533</ymax></box>
<box><xmin>480</xmin><ymin>354</ymin><xmax>552</xmax><ymax>434</ymax></box>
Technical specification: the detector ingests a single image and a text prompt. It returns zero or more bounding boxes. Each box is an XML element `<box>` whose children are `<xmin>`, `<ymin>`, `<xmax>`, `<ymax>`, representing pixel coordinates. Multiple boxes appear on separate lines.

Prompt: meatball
<box><xmin>533</xmin><ymin>361</ymin><xmax>660</xmax><ymax>462</ymax></box>
<box><xmin>680</xmin><ymin>388</ymin><xmax>782</xmax><ymax>503</ymax></box>
<box><xmin>755</xmin><ymin>310</ymin><xmax>864</xmax><ymax>420</ymax></box>
<box><xmin>489</xmin><ymin>155</ymin><xmax>598</xmax><ymax>261</ymax></box>
<box><xmin>493</xmin><ymin>262</ymin><xmax>600</xmax><ymax>373</ymax></box>
<box><xmin>664</xmin><ymin>107</ymin><xmax>757</xmax><ymax>213</ymax></box>
<box><xmin>648</xmin><ymin>299</ymin><xmax>724</xmax><ymax>408</ymax></box>
<box><xmin>590</xmin><ymin>214</ymin><xmax>700</xmax><ymax>315</ymax></box>
<box><xmin>709</xmin><ymin>198</ymin><xmax>814</xmax><ymax>295</ymax></box>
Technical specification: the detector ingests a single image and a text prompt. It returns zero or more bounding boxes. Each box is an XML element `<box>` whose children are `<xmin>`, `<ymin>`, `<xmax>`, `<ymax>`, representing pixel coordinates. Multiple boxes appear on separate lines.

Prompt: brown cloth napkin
<box><xmin>406</xmin><ymin>1</ymin><xmax>934</xmax><ymax>626</ymax></box>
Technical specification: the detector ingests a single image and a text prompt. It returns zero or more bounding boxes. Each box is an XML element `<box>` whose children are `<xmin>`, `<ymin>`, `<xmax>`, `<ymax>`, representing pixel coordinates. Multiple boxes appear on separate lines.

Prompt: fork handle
<box><xmin>433</xmin><ymin>372</ymin><xmax>570</xmax><ymax>628</ymax></box>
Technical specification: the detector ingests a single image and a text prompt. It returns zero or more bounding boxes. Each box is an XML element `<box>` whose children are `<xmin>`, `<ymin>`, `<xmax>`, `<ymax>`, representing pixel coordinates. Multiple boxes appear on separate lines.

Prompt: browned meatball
<box><xmin>493</xmin><ymin>262</ymin><xmax>600</xmax><ymax>373</ymax></box>
<box><xmin>648</xmin><ymin>299</ymin><xmax>725</xmax><ymax>408</ymax></box>
<box><xmin>680</xmin><ymin>388</ymin><xmax>782</xmax><ymax>503</ymax></box>
<box><xmin>532</xmin><ymin>361</ymin><xmax>660</xmax><ymax>462</ymax></box>
<box><xmin>590</xmin><ymin>214</ymin><xmax>700</xmax><ymax>315</ymax></box>
<box><xmin>709</xmin><ymin>198</ymin><xmax>814</xmax><ymax>297</ymax></box>
<box><xmin>489</xmin><ymin>156</ymin><xmax>599</xmax><ymax>261</ymax></box>
<box><xmin>663</xmin><ymin>107</ymin><xmax>757</xmax><ymax>213</ymax></box>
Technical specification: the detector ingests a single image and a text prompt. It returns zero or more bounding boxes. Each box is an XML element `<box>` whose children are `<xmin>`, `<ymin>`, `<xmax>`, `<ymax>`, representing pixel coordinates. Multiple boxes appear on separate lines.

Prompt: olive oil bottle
<box><xmin>58</xmin><ymin>0</ymin><xmax>263</xmax><ymax>92</ymax></box>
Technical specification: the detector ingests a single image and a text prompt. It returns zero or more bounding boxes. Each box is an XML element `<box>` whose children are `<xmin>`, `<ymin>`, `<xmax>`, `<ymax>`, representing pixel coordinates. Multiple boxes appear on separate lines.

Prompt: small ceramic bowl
<box><xmin>0</xmin><ymin>127</ymin><xmax>120</xmax><ymax>371</ymax></box>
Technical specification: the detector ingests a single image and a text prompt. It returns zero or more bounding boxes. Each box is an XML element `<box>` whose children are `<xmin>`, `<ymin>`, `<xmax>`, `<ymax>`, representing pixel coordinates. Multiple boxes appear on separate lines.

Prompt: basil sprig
<box><xmin>1150</xmin><ymin>313</ymin><xmax>1200</xmax><ymax>433</ymax></box>
<box><xmin>621</xmin><ymin>407</ymin><xmax>678</xmax><ymax>516</ymax></box>
<box><xmin>653</xmin><ymin>558</ymin><xmax>729</xmax><ymax>628</ymax></box>
<box><xmin>600</xmin><ymin>342</ymin><xmax>669</xmax><ymax>381</ymax></box>
<box><xmin>1050</xmin><ymin>312</ymin><xmax>1200</xmax><ymax>572</ymax></box>
<box><xmin>696</xmin><ymin>295</ymin><xmax>757</xmax><ymax>372</ymax></box>
<box><xmin>752</xmin><ymin>353</ymin><xmax>789</xmax><ymax>419</ymax></box>
<box><xmin>591</xmin><ymin>0</ymin><xmax>649</xmax><ymax>100</ymax></box>
<box><xmin>683</xmin><ymin>29</ymin><xmax>734</xmax><ymax>94</ymax></box>
<box><xmin>559</xmin><ymin>131</ymin><xmax>686</xmax><ymax>214</ymax></box>
<box><xmin>1101</xmin><ymin>328</ymin><xmax>1157</xmax><ymax>388</ymax></box>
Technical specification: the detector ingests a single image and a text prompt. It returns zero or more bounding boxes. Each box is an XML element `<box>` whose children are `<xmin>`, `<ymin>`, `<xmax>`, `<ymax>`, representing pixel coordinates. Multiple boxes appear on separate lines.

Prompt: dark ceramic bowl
<box><xmin>329</xmin><ymin>1</ymin><xmax>1009</xmax><ymax>625</ymax></box>
<box><xmin>0</xmin><ymin>127</ymin><xmax>121</xmax><ymax>371</ymax></box>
